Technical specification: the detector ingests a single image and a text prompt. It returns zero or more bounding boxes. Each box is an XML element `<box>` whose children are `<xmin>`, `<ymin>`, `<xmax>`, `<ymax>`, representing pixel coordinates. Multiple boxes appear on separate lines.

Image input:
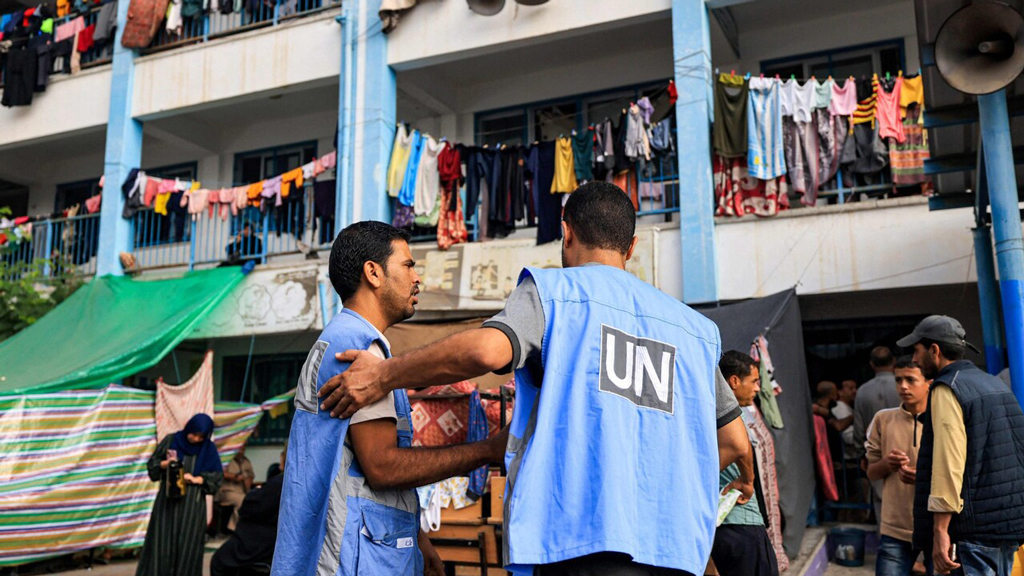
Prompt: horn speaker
<box><xmin>467</xmin><ymin>0</ymin><xmax>505</xmax><ymax>15</ymax></box>
<box><xmin>934</xmin><ymin>1</ymin><xmax>1024</xmax><ymax>95</ymax></box>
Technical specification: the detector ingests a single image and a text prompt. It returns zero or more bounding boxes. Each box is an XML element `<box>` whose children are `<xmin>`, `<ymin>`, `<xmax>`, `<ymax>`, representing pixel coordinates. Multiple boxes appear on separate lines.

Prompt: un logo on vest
<box><xmin>599</xmin><ymin>325</ymin><xmax>676</xmax><ymax>414</ymax></box>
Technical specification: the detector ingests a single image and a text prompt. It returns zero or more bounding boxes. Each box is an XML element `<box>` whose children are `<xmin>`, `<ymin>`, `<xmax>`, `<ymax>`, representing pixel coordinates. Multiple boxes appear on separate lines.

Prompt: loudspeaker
<box><xmin>935</xmin><ymin>1</ymin><xmax>1024</xmax><ymax>95</ymax></box>
<box><xmin>467</xmin><ymin>0</ymin><xmax>505</xmax><ymax>16</ymax></box>
<box><xmin>515</xmin><ymin>0</ymin><xmax>549</xmax><ymax>5</ymax></box>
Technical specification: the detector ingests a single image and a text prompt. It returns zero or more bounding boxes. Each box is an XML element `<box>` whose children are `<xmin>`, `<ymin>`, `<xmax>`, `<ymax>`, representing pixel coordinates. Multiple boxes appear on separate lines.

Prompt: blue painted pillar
<box><xmin>973</xmin><ymin>224</ymin><xmax>1006</xmax><ymax>374</ymax></box>
<box><xmin>340</xmin><ymin>0</ymin><xmax>396</xmax><ymax>226</ymax></box>
<box><xmin>978</xmin><ymin>89</ymin><xmax>1024</xmax><ymax>404</ymax></box>
<box><xmin>671</xmin><ymin>0</ymin><xmax>718</xmax><ymax>304</ymax></box>
<box><xmin>97</xmin><ymin>0</ymin><xmax>142</xmax><ymax>276</ymax></box>
<box><xmin>335</xmin><ymin>9</ymin><xmax>354</xmax><ymax>234</ymax></box>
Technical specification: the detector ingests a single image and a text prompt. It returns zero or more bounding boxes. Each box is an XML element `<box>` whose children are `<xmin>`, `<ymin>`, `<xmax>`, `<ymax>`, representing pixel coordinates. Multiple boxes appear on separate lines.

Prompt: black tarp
<box><xmin>699</xmin><ymin>289</ymin><xmax>815</xmax><ymax>558</ymax></box>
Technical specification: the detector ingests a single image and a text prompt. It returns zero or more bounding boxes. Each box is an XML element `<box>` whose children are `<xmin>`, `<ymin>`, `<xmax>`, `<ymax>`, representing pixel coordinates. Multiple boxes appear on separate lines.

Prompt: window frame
<box><xmin>759</xmin><ymin>38</ymin><xmax>907</xmax><ymax>79</ymax></box>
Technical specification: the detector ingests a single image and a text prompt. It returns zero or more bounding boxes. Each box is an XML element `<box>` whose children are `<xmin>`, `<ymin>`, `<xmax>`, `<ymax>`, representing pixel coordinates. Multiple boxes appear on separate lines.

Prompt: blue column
<box><xmin>96</xmin><ymin>0</ymin><xmax>142</xmax><ymax>276</ymax></box>
<box><xmin>672</xmin><ymin>0</ymin><xmax>718</xmax><ymax>304</ymax></box>
<box><xmin>978</xmin><ymin>89</ymin><xmax>1024</xmax><ymax>405</ymax></box>
<box><xmin>335</xmin><ymin>9</ymin><xmax>354</xmax><ymax>233</ymax></box>
<box><xmin>347</xmin><ymin>0</ymin><xmax>396</xmax><ymax>224</ymax></box>
<box><xmin>973</xmin><ymin>224</ymin><xmax>1006</xmax><ymax>374</ymax></box>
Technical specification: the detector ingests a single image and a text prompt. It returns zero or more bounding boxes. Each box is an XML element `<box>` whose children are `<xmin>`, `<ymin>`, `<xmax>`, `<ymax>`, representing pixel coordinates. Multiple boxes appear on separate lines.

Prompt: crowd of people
<box><xmin>131</xmin><ymin>180</ymin><xmax>1024</xmax><ymax>576</ymax></box>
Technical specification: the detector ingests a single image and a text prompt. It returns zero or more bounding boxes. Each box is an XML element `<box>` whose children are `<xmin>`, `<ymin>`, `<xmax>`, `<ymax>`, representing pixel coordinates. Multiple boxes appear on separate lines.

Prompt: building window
<box><xmin>221</xmin><ymin>353</ymin><xmax>305</xmax><ymax>445</ymax></box>
<box><xmin>55</xmin><ymin>178</ymin><xmax>102</xmax><ymax>212</ymax></box>
<box><xmin>477</xmin><ymin>111</ymin><xmax>527</xmax><ymax>148</ymax></box>
<box><xmin>0</xmin><ymin>181</ymin><xmax>30</xmax><ymax>217</ymax></box>
<box><xmin>760</xmin><ymin>39</ymin><xmax>905</xmax><ymax>81</ymax></box>
<box><xmin>234</xmin><ymin>141</ymin><xmax>317</xmax><ymax>185</ymax></box>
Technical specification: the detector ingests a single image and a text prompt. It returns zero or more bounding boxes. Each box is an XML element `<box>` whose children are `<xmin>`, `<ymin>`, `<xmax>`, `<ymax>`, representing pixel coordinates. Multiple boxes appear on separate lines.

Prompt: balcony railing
<box><xmin>0</xmin><ymin>213</ymin><xmax>101</xmax><ymax>281</ymax></box>
<box><xmin>145</xmin><ymin>0</ymin><xmax>336</xmax><ymax>53</ymax></box>
<box><xmin>130</xmin><ymin>182</ymin><xmax>330</xmax><ymax>270</ymax></box>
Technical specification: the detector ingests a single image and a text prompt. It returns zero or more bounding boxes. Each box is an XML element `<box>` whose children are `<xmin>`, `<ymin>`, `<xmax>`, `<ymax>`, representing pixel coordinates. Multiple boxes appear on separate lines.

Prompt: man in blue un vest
<box><xmin>272</xmin><ymin>221</ymin><xmax>508</xmax><ymax>576</ymax></box>
<box><xmin>319</xmin><ymin>182</ymin><xmax>755</xmax><ymax>576</ymax></box>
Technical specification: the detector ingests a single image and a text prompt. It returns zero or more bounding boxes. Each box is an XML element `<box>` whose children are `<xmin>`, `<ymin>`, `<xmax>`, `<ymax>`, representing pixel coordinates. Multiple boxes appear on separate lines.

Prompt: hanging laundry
<box><xmin>386</xmin><ymin>123</ymin><xmax>414</xmax><ymax>198</ymax></box>
<box><xmin>413</xmin><ymin>135</ymin><xmax>442</xmax><ymax>218</ymax></box>
<box><xmin>186</xmin><ymin>188</ymin><xmax>210</xmax><ymax>215</ymax></box>
<box><xmin>875</xmin><ymin>74</ymin><xmax>905</xmax><ymax>144</ymax></box>
<box><xmin>2</xmin><ymin>47</ymin><xmax>38</xmax><ymax>107</ymax></box>
<box><xmin>782</xmin><ymin>78</ymin><xmax>815</xmax><ymax>123</ymax></box>
<box><xmin>527</xmin><ymin>141</ymin><xmax>561</xmax><ymax>245</ymax></box>
<box><xmin>636</xmin><ymin>96</ymin><xmax>655</xmax><ymax>125</ymax></box>
<box><xmin>76</xmin><ymin>24</ymin><xmax>95</xmax><ymax>53</ymax></box>
<box><xmin>313</xmin><ymin>180</ymin><xmax>336</xmax><ymax>243</ymax></box>
<box><xmin>551</xmin><ymin>137</ymin><xmax>578</xmax><ymax>193</ymax></box>
<box><xmin>280</xmin><ymin>167</ymin><xmax>303</xmax><ymax>197</ymax></box>
<box><xmin>262</xmin><ymin>175</ymin><xmax>284</xmax><ymax>208</ymax></box>
<box><xmin>93</xmin><ymin>1</ymin><xmax>118</xmax><ymax>44</ymax></box>
<box><xmin>850</xmin><ymin>77</ymin><xmax>877</xmax><ymax>126</ymax></box>
<box><xmin>813</xmin><ymin>78</ymin><xmax>832</xmax><ymax>109</ymax></box>
<box><xmin>121</xmin><ymin>168</ymin><xmax>144</xmax><ymax>218</ymax></box>
<box><xmin>319</xmin><ymin>150</ymin><xmax>337</xmax><ymax>171</ymax></box>
<box><xmin>816</xmin><ymin>109</ymin><xmax>848</xmax><ymax>187</ymax></box>
<box><xmin>889</xmin><ymin>107</ymin><xmax>931</xmax><ymax>186</ymax></box>
<box><xmin>398</xmin><ymin>130</ymin><xmax>424</xmax><ymax>207</ymax></box>
<box><xmin>300</xmin><ymin>160</ymin><xmax>317</xmax><ymax>181</ymax></box>
<box><xmin>55</xmin><ymin>15</ymin><xmax>84</xmax><ymax>42</ymax></box>
<box><xmin>713</xmin><ymin>73</ymin><xmax>748</xmax><ymax>158</ymax></box>
<box><xmin>611</xmin><ymin>169</ymin><xmax>640</xmax><ymax>211</ymax></box>
<box><xmin>85</xmin><ymin>194</ymin><xmax>102</xmax><ymax>214</ymax></box>
<box><xmin>667</xmin><ymin>80</ymin><xmax>678</xmax><ymax>105</ymax></box>
<box><xmin>437</xmin><ymin>186</ymin><xmax>467</xmax><ymax>250</ymax></box>
<box><xmin>746</xmin><ymin>77</ymin><xmax>787</xmax><ymax>181</ymax></box>
<box><xmin>750</xmin><ymin>335</ymin><xmax>784</xmax><ymax>428</ymax></box>
<box><xmin>783</xmin><ymin>116</ymin><xmax>822</xmax><ymax>206</ymax></box>
<box><xmin>571</xmin><ymin>131</ymin><xmax>594</xmax><ymax>182</ymax></box>
<box><xmin>649</xmin><ymin>119</ymin><xmax>675</xmax><ymax>156</ymax></box>
<box><xmin>899</xmin><ymin>74</ymin><xmax>925</xmax><ymax>119</ymax></box>
<box><xmin>743</xmin><ymin>406</ymin><xmax>790</xmax><ymax>572</ymax></box>
<box><xmin>623</xmin><ymin>104</ymin><xmax>650</xmax><ymax>161</ymax></box>
<box><xmin>828</xmin><ymin>77</ymin><xmax>858</xmax><ymax>116</ymax></box>
<box><xmin>714</xmin><ymin>155</ymin><xmax>789</xmax><ymax>218</ymax></box>
<box><xmin>155</xmin><ymin>351</ymin><xmax>215</xmax><ymax>442</ymax></box>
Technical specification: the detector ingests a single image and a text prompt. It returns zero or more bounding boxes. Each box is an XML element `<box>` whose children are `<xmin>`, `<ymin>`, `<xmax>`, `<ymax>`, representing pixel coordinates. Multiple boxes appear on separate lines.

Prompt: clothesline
<box><xmin>711</xmin><ymin>69</ymin><xmax>924</xmax><ymax>84</ymax></box>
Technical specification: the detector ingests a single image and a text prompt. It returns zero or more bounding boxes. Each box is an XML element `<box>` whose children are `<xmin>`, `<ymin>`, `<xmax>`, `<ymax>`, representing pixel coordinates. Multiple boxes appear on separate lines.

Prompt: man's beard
<box><xmin>919</xmin><ymin>354</ymin><xmax>939</xmax><ymax>379</ymax></box>
<box><xmin>382</xmin><ymin>283</ymin><xmax>414</xmax><ymax>322</ymax></box>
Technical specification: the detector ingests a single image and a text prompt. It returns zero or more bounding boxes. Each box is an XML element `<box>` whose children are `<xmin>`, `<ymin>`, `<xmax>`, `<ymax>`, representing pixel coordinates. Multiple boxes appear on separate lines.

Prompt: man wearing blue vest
<box><xmin>272</xmin><ymin>221</ymin><xmax>508</xmax><ymax>576</ymax></box>
<box><xmin>319</xmin><ymin>182</ymin><xmax>755</xmax><ymax>576</ymax></box>
<box><xmin>899</xmin><ymin>315</ymin><xmax>1024</xmax><ymax>576</ymax></box>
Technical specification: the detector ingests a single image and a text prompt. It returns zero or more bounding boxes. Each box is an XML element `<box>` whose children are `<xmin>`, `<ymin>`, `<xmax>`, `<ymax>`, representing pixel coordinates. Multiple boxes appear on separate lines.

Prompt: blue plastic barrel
<box><xmin>830</xmin><ymin>527</ymin><xmax>866</xmax><ymax>567</ymax></box>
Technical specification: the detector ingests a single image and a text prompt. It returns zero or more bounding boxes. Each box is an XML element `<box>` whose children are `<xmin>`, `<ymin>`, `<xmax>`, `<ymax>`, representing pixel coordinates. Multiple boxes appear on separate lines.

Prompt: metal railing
<box><xmin>146</xmin><ymin>0</ymin><xmax>335</xmax><ymax>52</ymax></box>
<box><xmin>130</xmin><ymin>183</ymin><xmax>331</xmax><ymax>270</ymax></box>
<box><xmin>0</xmin><ymin>213</ymin><xmax>101</xmax><ymax>280</ymax></box>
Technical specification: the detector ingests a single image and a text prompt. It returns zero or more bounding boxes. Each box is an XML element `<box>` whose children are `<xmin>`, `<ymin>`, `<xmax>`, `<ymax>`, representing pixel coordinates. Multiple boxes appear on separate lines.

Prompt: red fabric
<box><xmin>813</xmin><ymin>414</ymin><xmax>840</xmax><ymax>502</ymax></box>
<box><xmin>77</xmin><ymin>24</ymin><xmax>95</xmax><ymax>53</ymax></box>
<box><xmin>22</xmin><ymin>8</ymin><xmax>34</xmax><ymax>27</ymax></box>
<box><xmin>121</xmin><ymin>0</ymin><xmax>172</xmax><ymax>48</ymax></box>
<box><xmin>438</xmin><ymin>143</ymin><xmax>463</xmax><ymax>193</ymax></box>
<box><xmin>713</xmin><ymin>155</ymin><xmax>789</xmax><ymax>218</ymax></box>
<box><xmin>0</xmin><ymin>232</ymin><xmax>7</xmax><ymax>245</ymax></box>
<box><xmin>409</xmin><ymin>381</ymin><xmax>512</xmax><ymax>446</ymax></box>
<box><xmin>667</xmin><ymin>81</ymin><xmax>678</xmax><ymax>105</ymax></box>
<box><xmin>12</xmin><ymin>216</ymin><xmax>29</xmax><ymax>225</ymax></box>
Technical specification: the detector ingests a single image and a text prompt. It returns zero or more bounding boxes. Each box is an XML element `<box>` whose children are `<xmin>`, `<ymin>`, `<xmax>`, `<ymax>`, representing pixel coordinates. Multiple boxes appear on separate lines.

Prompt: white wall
<box><xmin>386</xmin><ymin>0</ymin><xmax>671</xmax><ymax>69</ymax></box>
<box><xmin>712</xmin><ymin>197</ymin><xmax>981</xmax><ymax>301</ymax></box>
<box><xmin>132</xmin><ymin>11</ymin><xmax>340</xmax><ymax>119</ymax></box>
<box><xmin>0</xmin><ymin>67</ymin><xmax>111</xmax><ymax>150</ymax></box>
<box><xmin>712</xmin><ymin>1</ymin><xmax>920</xmax><ymax>74</ymax></box>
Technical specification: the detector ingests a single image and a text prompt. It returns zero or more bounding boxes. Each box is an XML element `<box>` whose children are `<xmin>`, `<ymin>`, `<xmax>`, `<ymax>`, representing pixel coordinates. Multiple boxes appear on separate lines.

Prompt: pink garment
<box><xmin>85</xmin><ymin>194</ymin><xmax>102</xmax><ymax>214</ymax></box>
<box><xmin>746</xmin><ymin>407</ymin><xmax>790</xmax><ymax>572</ymax></box>
<box><xmin>262</xmin><ymin>176</ymin><xmax>283</xmax><ymax>207</ymax></box>
<box><xmin>55</xmin><ymin>16</ymin><xmax>84</xmax><ymax>42</ymax></box>
<box><xmin>157</xmin><ymin>178</ymin><xmax>178</xmax><ymax>194</ymax></box>
<box><xmin>231</xmin><ymin>186</ymin><xmax>248</xmax><ymax>214</ymax></box>
<box><xmin>143</xmin><ymin>178</ymin><xmax>161</xmax><ymax>207</ymax></box>
<box><xmin>187</xmin><ymin>189</ymin><xmax>209</xmax><ymax>215</ymax></box>
<box><xmin>207</xmin><ymin>189</ymin><xmax>220</xmax><ymax>218</ymax></box>
<box><xmin>154</xmin><ymin>351</ymin><xmax>215</xmax><ymax>443</ymax></box>
<box><xmin>876</xmin><ymin>76</ymin><xmax>906</xmax><ymax>144</ymax></box>
<box><xmin>319</xmin><ymin>151</ymin><xmax>337</xmax><ymax>170</ymax></box>
<box><xmin>301</xmin><ymin>160</ymin><xmax>317</xmax><ymax>180</ymax></box>
<box><xmin>829</xmin><ymin>78</ymin><xmax>857</xmax><ymax>116</ymax></box>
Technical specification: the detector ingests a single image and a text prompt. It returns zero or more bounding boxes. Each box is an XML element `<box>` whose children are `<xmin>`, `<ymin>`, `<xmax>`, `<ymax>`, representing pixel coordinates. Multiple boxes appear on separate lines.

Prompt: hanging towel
<box><xmin>155</xmin><ymin>351</ymin><xmax>215</xmax><ymax>442</ymax></box>
<box><xmin>387</xmin><ymin>124</ymin><xmax>414</xmax><ymax>198</ymax></box>
<box><xmin>746</xmin><ymin>77</ymin><xmax>787</xmax><ymax>180</ymax></box>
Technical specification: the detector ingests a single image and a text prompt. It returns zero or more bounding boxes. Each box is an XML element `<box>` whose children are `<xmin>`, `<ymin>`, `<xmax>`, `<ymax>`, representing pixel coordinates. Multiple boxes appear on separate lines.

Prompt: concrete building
<box><xmin>0</xmin><ymin>0</ymin><xmax>1007</xmax><ymax>475</ymax></box>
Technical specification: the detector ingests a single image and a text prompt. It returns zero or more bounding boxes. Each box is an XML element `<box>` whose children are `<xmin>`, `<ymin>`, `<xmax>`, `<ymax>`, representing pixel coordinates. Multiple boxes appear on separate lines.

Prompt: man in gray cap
<box><xmin>900</xmin><ymin>315</ymin><xmax>1024</xmax><ymax>576</ymax></box>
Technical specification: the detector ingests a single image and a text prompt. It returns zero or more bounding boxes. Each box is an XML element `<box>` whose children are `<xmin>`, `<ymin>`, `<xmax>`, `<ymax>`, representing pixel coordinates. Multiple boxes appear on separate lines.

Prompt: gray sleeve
<box><xmin>481</xmin><ymin>276</ymin><xmax>544</xmax><ymax>375</ymax></box>
<box><xmin>716</xmin><ymin>367</ymin><xmax>741</xmax><ymax>428</ymax></box>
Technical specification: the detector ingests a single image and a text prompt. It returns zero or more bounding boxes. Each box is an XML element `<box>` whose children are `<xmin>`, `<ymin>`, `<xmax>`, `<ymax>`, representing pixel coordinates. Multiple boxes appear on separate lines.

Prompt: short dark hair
<box><xmin>562</xmin><ymin>181</ymin><xmax>636</xmax><ymax>254</ymax></box>
<box><xmin>329</xmin><ymin>221</ymin><xmax>410</xmax><ymax>302</ymax></box>
<box><xmin>894</xmin><ymin>355</ymin><xmax>918</xmax><ymax>370</ymax></box>
<box><xmin>918</xmin><ymin>338</ymin><xmax>965</xmax><ymax>361</ymax></box>
<box><xmin>719</xmin><ymin>350</ymin><xmax>757</xmax><ymax>382</ymax></box>
<box><xmin>870</xmin><ymin>346</ymin><xmax>895</xmax><ymax>368</ymax></box>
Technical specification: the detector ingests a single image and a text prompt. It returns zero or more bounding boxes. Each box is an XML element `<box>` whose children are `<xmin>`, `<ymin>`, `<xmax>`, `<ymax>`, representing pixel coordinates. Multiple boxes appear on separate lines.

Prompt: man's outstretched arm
<box><xmin>349</xmin><ymin>418</ymin><xmax>507</xmax><ymax>491</ymax></box>
<box><xmin>320</xmin><ymin>327</ymin><xmax>513</xmax><ymax>418</ymax></box>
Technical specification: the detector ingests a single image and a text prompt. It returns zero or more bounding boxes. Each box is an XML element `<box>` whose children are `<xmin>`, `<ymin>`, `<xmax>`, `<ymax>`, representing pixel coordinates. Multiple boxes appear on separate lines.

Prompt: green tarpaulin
<box><xmin>0</xmin><ymin>268</ymin><xmax>244</xmax><ymax>396</ymax></box>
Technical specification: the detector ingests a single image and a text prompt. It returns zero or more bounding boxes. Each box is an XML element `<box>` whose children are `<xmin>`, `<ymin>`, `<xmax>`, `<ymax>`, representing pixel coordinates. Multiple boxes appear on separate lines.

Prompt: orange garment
<box><xmin>56</xmin><ymin>0</ymin><xmax>69</xmax><ymax>17</ymax></box>
<box><xmin>281</xmin><ymin>168</ymin><xmax>304</xmax><ymax>198</ymax></box>
<box><xmin>612</xmin><ymin>170</ymin><xmax>639</xmax><ymax>211</ymax></box>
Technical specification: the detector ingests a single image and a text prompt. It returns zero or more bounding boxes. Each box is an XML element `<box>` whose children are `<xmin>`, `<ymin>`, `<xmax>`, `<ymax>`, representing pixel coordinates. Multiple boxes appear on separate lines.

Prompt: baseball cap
<box><xmin>896</xmin><ymin>315</ymin><xmax>980</xmax><ymax>353</ymax></box>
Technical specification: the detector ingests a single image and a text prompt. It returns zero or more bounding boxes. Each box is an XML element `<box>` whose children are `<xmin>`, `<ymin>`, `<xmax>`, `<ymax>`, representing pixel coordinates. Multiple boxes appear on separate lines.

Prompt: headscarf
<box><xmin>169</xmin><ymin>414</ymin><xmax>223</xmax><ymax>475</ymax></box>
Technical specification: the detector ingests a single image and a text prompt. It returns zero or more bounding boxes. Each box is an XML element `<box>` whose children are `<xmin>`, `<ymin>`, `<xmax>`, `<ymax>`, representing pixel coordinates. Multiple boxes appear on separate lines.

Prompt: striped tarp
<box><xmin>0</xmin><ymin>384</ymin><xmax>294</xmax><ymax>567</ymax></box>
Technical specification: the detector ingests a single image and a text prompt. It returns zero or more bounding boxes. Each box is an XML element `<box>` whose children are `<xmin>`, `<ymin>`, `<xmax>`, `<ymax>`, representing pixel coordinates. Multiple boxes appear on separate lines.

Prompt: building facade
<box><xmin>0</xmin><ymin>0</ymin><xmax>1002</xmax><ymax>475</ymax></box>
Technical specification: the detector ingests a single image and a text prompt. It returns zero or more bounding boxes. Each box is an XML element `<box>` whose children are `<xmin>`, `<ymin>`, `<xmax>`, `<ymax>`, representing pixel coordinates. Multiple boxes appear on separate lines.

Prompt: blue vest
<box><xmin>503</xmin><ymin>266</ymin><xmax>721</xmax><ymax>575</ymax></box>
<box><xmin>272</xmin><ymin>309</ymin><xmax>421</xmax><ymax>576</ymax></box>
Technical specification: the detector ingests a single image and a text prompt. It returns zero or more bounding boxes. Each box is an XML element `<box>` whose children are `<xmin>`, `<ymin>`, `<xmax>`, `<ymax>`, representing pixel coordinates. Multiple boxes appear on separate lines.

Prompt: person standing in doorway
<box><xmin>899</xmin><ymin>316</ymin><xmax>1024</xmax><ymax>576</ymax></box>
<box><xmin>866</xmin><ymin>356</ymin><xmax>932</xmax><ymax>576</ymax></box>
<box><xmin>713</xmin><ymin>350</ymin><xmax>779</xmax><ymax>576</ymax></box>
<box><xmin>854</xmin><ymin>346</ymin><xmax>900</xmax><ymax>524</ymax></box>
<box><xmin>833</xmin><ymin>379</ymin><xmax>858</xmax><ymax>461</ymax></box>
<box><xmin>318</xmin><ymin>182</ymin><xmax>755</xmax><ymax>576</ymax></box>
